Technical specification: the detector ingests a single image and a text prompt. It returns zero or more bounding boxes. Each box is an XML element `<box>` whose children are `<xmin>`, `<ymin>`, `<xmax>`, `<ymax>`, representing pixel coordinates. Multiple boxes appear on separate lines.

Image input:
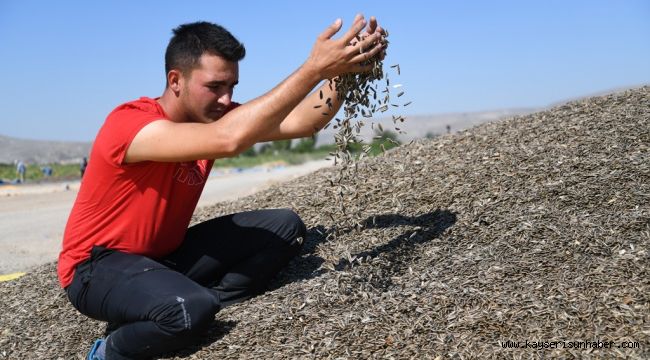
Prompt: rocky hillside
<box><xmin>1</xmin><ymin>87</ymin><xmax>648</xmax><ymax>359</ymax></box>
<box><xmin>0</xmin><ymin>135</ymin><xmax>91</xmax><ymax>164</ymax></box>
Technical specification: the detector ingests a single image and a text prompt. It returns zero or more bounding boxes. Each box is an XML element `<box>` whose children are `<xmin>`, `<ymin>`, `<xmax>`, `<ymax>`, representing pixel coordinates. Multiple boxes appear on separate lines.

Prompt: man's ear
<box><xmin>167</xmin><ymin>69</ymin><xmax>182</xmax><ymax>96</ymax></box>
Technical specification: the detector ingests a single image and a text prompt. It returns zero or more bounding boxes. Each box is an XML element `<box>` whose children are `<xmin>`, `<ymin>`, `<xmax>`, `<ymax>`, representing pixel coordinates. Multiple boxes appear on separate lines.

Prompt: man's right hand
<box><xmin>304</xmin><ymin>15</ymin><xmax>385</xmax><ymax>80</ymax></box>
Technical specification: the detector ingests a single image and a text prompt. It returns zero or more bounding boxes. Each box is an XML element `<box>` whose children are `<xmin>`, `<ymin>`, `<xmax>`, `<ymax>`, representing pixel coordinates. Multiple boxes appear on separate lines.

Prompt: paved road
<box><xmin>0</xmin><ymin>160</ymin><xmax>331</xmax><ymax>275</ymax></box>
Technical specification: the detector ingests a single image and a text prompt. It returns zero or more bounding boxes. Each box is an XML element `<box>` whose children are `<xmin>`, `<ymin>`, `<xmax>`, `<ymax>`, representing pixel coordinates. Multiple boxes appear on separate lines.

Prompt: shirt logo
<box><xmin>173</xmin><ymin>162</ymin><xmax>206</xmax><ymax>186</ymax></box>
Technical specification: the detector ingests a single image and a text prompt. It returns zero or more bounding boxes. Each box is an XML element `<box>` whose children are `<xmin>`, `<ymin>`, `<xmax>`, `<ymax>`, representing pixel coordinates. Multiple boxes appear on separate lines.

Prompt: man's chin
<box><xmin>205</xmin><ymin>111</ymin><xmax>224</xmax><ymax>121</ymax></box>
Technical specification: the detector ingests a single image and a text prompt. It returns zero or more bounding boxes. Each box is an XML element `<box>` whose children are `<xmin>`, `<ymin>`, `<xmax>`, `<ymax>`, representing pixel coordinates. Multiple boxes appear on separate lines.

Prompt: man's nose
<box><xmin>218</xmin><ymin>91</ymin><xmax>232</xmax><ymax>107</ymax></box>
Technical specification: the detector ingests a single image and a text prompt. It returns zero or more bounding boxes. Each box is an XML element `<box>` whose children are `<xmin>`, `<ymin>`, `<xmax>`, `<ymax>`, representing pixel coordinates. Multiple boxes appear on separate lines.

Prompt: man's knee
<box><xmin>274</xmin><ymin>208</ymin><xmax>306</xmax><ymax>250</ymax></box>
<box><xmin>151</xmin><ymin>291</ymin><xmax>218</xmax><ymax>336</ymax></box>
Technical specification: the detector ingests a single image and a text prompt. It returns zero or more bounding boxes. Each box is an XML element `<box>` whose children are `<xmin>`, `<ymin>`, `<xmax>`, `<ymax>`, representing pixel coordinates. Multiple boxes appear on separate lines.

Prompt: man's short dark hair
<box><xmin>165</xmin><ymin>21</ymin><xmax>245</xmax><ymax>77</ymax></box>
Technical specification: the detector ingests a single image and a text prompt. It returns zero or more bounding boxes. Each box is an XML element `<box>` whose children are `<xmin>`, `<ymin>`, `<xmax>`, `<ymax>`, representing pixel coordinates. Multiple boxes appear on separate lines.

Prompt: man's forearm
<box><xmin>295</xmin><ymin>79</ymin><xmax>345</xmax><ymax>133</ymax></box>
<box><xmin>259</xmin><ymin>78</ymin><xmax>345</xmax><ymax>142</ymax></box>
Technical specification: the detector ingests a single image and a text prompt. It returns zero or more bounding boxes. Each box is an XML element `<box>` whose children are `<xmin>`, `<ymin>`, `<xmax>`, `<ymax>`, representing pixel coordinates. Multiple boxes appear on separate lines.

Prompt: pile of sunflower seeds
<box><xmin>322</xmin><ymin>31</ymin><xmax>411</xmax><ymax>231</ymax></box>
<box><xmin>1</xmin><ymin>86</ymin><xmax>648</xmax><ymax>359</ymax></box>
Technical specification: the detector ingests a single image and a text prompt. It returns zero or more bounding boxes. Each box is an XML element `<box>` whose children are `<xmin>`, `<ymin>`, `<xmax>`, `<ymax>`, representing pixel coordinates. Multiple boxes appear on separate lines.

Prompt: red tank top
<box><xmin>57</xmin><ymin>97</ymin><xmax>235</xmax><ymax>287</ymax></box>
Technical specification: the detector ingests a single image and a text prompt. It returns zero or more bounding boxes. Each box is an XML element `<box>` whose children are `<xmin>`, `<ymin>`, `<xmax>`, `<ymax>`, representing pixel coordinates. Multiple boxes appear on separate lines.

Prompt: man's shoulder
<box><xmin>93</xmin><ymin>97</ymin><xmax>168</xmax><ymax>158</ymax></box>
<box><xmin>109</xmin><ymin>97</ymin><xmax>166</xmax><ymax>119</ymax></box>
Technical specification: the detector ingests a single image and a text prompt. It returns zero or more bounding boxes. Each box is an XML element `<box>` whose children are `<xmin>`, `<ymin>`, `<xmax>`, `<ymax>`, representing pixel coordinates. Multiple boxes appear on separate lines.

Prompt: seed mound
<box><xmin>1</xmin><ymin>86</ymin><xmax>648</xmax><ymax>359</ymax></box>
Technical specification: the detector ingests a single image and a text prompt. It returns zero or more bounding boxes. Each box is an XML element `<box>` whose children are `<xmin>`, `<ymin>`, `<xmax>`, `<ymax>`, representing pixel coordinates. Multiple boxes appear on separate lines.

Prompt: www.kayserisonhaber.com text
<box><xmin>501</xmin><ymin>340</ymin><xmax>640</xmax><ymax>350</ymax></box>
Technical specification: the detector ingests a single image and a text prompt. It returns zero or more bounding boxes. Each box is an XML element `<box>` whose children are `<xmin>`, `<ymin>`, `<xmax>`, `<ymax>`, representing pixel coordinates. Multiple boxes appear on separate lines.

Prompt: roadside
<box><xmin>0</xmin><ymin>159</ymin><xmax>332</xmax><ymax>276</ymax></box>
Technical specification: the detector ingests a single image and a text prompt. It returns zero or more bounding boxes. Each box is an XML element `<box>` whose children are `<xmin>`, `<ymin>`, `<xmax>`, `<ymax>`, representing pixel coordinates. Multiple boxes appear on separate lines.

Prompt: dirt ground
<box><xmin>0</xmin><ymin>160</ymin><xmax>331</xmax><ymax>275</ymax></box>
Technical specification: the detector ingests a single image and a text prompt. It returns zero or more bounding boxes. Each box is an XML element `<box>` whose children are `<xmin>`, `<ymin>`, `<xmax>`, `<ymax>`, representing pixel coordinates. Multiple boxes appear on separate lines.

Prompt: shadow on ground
<box><xmin>270</xmin><ymin>209</ymin><xmax>457</xmax><ymax>290</ymax></box>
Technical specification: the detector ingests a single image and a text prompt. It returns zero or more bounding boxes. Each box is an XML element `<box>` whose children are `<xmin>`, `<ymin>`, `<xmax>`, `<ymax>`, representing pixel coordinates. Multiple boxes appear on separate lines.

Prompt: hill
<box><xmin>0</xmin><ymin>86</ymin><xmax>648</xmax><ymax>358</ymax></box>
<box><xmin>312</xmin><ymin>108</ymin><xmax>537</xmax><ymax>146</ymax></box>
<box><xmin>0</xmin><ymin>135</ymin><xmax>91</xmax><ymax>164</ymax></box>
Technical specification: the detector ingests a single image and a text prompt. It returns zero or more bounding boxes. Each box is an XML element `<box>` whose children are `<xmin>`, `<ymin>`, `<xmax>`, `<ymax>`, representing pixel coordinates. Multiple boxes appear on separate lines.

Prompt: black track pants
<box><xmin>66</xmin><ymin>209</ymin><xmax>305</xmax><ymax>360</ymax></box>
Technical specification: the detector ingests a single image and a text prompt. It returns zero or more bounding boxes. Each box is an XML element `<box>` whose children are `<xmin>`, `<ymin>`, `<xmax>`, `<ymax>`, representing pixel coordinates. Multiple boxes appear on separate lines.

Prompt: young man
<box><xmin>58</xmin><ymin>15</ymin><xmax>386</xmax><ymax>360</ymax></box>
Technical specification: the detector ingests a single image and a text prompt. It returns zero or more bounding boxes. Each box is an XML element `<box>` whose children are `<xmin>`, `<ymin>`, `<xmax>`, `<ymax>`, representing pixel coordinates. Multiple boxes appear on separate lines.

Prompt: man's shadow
<box><xmin>270</xmin><ymin>209</ymin><xmax>457</xmax><ymax>290</ymax></box>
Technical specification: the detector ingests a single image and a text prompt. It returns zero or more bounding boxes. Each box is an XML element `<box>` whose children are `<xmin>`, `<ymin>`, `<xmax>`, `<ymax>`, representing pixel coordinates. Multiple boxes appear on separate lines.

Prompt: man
<box><xmin>80</xmin><ymin>157</ymin><xmax>88</xmax><ymax>178</ymax></box>
<box><xmin>59</xmin><ymin>15</ymin><xmax>385</xmax><ymax>360</ymax></box>
<box><xmin>16</xmin><ymin>160</ymin><xmax>26</xmax><ymax>183</ymax></box>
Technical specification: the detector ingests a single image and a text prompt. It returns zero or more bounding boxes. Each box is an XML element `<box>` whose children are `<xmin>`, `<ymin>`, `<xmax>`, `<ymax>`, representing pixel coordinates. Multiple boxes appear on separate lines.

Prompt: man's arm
<box><xmin>259</xmin><ymin>79</ymin><xmax>343</xmax><ymax>141</ymax></box>
<box><xmin>125</xmin><ymin>16</ymin><xmax>384</xmax><ymax>163</ymax></box>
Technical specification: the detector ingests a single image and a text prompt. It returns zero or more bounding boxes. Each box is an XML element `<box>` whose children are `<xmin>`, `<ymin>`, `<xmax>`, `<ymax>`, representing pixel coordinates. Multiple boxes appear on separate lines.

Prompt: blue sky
<box><xmin>0</xmin><ymin>0</ymin><xmax>648</xmax><ymax>141</ymax></box>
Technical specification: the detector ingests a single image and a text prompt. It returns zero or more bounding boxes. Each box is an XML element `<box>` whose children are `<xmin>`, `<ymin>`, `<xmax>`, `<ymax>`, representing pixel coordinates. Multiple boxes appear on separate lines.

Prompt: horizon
<box><xmin>1</xmin><ymin>1</ymin><xmax>648</xmax><ymax>142</ymax></box>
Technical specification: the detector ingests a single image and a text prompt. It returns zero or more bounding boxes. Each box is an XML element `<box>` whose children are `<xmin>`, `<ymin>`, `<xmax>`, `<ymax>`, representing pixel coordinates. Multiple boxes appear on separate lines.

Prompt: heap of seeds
<box><xmin>2</xmin><ymin>87</ymin><xmax>648</xmax><ymax>359</ymax></box>
<box><xmin>319</xmin><ymin>31</ymin><xmax>411</xmax><ymax>231</ymax></box>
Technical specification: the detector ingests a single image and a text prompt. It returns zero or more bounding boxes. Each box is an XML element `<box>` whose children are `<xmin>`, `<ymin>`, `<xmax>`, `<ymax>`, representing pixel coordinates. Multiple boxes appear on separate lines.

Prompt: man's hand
<box><xmin>358</xmin><ymin>15</ymin><xmax>387</xmax><ymax>61</ymax></box>
<box><xmin>304</xmin><ymin>15</ymin><xmax>385</xmax><ymax>80</ymax></box>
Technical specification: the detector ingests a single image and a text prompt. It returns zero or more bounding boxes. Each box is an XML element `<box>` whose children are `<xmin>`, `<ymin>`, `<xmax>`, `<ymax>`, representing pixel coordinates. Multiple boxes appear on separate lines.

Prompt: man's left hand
<box><xmin>350</xmin><ymin>14</ymin><xmax>388</xmax><ymax>61</ymax></box>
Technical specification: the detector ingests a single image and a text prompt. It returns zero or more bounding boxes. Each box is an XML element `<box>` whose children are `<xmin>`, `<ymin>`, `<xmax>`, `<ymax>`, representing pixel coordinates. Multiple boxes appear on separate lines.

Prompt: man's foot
<box><xmin>87</xmin><ymin>338</ymin><xmax>106</xmax><ymax>360</ymax></box>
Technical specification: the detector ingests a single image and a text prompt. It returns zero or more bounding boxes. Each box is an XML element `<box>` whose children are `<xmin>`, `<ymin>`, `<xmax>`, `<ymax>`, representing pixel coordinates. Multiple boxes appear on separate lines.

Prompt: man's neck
<box><xmin>157</xmin><ymin>89</ymin><xmax>187</xmax><ymax>123</ymax></box>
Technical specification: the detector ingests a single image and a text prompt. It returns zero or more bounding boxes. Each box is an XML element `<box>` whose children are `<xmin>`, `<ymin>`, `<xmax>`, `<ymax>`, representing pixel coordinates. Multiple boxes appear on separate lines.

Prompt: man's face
<box><xmin>180</xmin><ymin>53</ymin><xmax>239</xmax><ymax>123</ymax></box>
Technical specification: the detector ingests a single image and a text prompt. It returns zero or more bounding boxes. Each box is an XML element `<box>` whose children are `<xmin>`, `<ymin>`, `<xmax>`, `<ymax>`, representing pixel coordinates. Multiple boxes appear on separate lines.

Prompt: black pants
<box><xmin>66</xmin><ymin>209</ymin><xmax>305</xmax><ymax>360</ymax></box>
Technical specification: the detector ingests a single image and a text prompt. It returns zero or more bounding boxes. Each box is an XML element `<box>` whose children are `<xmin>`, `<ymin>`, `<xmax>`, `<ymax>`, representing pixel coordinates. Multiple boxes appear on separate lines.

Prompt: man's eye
<box><xmin>207</xmin><ymin>84</ymin><xmax>235</xmax><ymax>91</ymax></box>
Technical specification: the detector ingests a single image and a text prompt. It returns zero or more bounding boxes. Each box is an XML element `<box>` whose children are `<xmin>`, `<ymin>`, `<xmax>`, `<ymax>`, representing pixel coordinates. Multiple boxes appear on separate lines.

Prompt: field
<box><xmin>0</xmin><ymin>163</ymin><xmax>80</xmax><ymax>183</ymax></box>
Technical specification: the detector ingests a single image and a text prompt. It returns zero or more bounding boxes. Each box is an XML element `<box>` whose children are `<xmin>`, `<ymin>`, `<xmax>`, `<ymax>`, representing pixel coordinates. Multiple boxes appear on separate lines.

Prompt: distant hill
<box><xmin>312</xmin><ymin>108</ymin><xmax>538</xmax><ymax>146</ymax></box>
<box><xmin>0</xmin><ymin>135</ymin><xmax>91</xmax><ymax>164</ymax></box>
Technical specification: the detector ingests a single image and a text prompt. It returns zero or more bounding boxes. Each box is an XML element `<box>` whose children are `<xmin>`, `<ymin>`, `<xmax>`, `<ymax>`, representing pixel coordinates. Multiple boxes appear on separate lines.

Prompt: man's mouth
<box><xmin>208</xmin><ymin>108</ymin><xmax>225</xmax><ymax>116</ymax></box>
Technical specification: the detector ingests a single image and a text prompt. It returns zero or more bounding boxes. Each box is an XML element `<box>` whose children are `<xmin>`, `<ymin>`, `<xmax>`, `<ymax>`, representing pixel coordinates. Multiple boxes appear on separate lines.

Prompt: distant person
<box><xmin>79</xmin><ymin>157</ymin><xmax>87</xmax><ymax>178</ymax></box>
<box><xmin>58</xmin><ymin>17</ymin><xmax>387</xmax><ymax>359</ymax></box>
<box><xmin>446</xmin><ymin>124</ymin><xmax>451</xmax><ymax>134</ymax></box>
<box><xmin>16</xmin><ymin>160</ymin><xmax>26</xmax><ymax>183</ymax></box>
<box><xmin>41</xmin><ymin>166</ymin><xmax>53</xmax><ymax>178</ymax></box>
